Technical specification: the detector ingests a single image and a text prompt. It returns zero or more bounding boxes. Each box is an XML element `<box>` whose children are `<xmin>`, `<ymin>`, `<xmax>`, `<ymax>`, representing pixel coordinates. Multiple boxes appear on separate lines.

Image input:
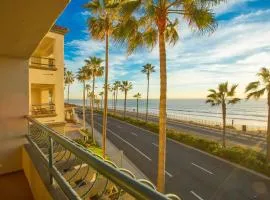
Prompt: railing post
<box><xmin>48</xmin><ymin>136</ymin><xmax>54</xmax><ymax>184</ymax></box>
<box><xmin>27</xmin><ymin>120</ymin><xmax>30</xmax><ymax>135</ymax></box>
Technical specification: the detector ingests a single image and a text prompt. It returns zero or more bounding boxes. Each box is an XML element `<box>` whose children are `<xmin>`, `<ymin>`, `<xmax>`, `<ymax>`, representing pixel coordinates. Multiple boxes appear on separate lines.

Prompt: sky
<box><xmin>57</xmin><ymin>0</ymin><xmax>270</xmax><ymax>99</ymax></box>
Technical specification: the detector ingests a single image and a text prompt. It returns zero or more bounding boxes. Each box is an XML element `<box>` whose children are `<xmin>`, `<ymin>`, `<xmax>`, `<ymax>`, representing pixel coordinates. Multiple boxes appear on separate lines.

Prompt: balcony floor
<box><xmin>0</xmin><ymin>171</ymin><xmax>33</xmax><ymax>200</ymax></box>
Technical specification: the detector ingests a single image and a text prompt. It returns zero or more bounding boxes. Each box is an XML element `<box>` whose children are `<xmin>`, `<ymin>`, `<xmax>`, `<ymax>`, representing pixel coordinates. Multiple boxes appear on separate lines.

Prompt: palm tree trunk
<box><xmin>267</xmin><ymin>93</ymin><xmax>270</xmax><ymax>162</ymax></box>
<box><xmin>157</xmin><ymin>27</ymin><xmax>167</xmax><ymax>193</ymax></box>
<box><xmin>83</xmin><ymin>81</ymin><xmax>86</xmax><ymax>131</ymax></box>
<box><xmin>115</xmin><ymin>89</ymin><xmax>118</xmax><ymax>115</ymax></box>
<box><xmin>137</xmin><ymin>98</ymin><xmax>139</xmax><ymax>120</ymax></box>
<box><xmin>146</xmin><ymin>74</ymin><xmax>149</xmax><ymax>122</ymax></box>
<box><xmin>91</xmin><ymin>75</ymin><xmax>95</xmax><ymax>144</ymax></box>
<box><xmin>67</xmin><ymin>84</ymin><xmax>70</xmax><ymax>103</ymax></box>
<box><xmin>222</xmin><ymin>102</ymin><xmax>226</xmax><ymax>148</ymax></box>
<box><xmin>101</xmin><ymin>96</ymin><xmax>103</xmax><ymax>111</ymax></box>
<box><xmin>102</xmin><ymin>31</ymin><xmax>109</xmax><ymax>158</ymax></box>
<box><xmin>124</xmin><ymin>91</ymin><xmax>127</xmax><ymax>119</ymax></box>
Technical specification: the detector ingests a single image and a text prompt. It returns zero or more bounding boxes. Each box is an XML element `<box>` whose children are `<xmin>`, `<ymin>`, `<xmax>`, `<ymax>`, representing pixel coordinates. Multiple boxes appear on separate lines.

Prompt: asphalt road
<box><xmin>82</xmin><ymin>112</ymin><xmax>270</xmax><ymax>200</ymax></box>
<box><xmin>110</xmin><ymin>109</ymin><xmax>266</xmax><ymax>152</ymax></box>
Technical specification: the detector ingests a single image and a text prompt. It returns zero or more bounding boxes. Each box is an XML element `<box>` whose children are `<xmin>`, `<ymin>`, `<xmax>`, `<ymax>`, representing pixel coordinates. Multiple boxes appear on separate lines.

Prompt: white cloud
<box><xmin>65</xmin><ymin>7</ymin><xmax>270</xmax><ymax>99</ymax></box>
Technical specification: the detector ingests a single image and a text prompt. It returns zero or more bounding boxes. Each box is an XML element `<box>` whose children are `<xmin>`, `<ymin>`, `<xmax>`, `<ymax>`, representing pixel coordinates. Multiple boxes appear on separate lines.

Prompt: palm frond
<box><xmin>88</xmin><ymin>17</ymin><xmax>107</xmax><ymax>40</ymax></box>
<box><xmin>119</xmin><ymin>0</ymin><xmax>142</xmax><ymax>17</ymax></box>
<box><xmin>182</xmin><ymin>1</ymin><xmax>217</xmax><ymax>34</ymax></box>
<box><xmin>165</xmin><ymin>19</ymin><xmax>179</xmax><ymax>45</ymax></box>
<box><xmin>246</xmin><ymin>88</ymin><xmax>266</xmax><ymax>100</ymax></box>
<box><xmin>245</xmin><ymin>81</ymin><xmax>260</xmax><ymax>93</ymax></box>
<box><xmin>228</xmin><ymin>98</ymin><xmax>241</xmax><ymax>105</ymax></box>
<box><xmin>257</xmin><ymin>67</ymin><xmax>270</xmax><ymax>84</ymax></box>
<box><xmin>227</xmin><ymin>84</ymin><xmax>238</xmax><ymax>97</ymax></box>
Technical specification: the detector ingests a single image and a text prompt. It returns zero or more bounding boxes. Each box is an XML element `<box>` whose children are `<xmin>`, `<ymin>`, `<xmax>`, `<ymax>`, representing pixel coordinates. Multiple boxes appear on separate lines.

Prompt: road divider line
<box><xmin>96</xmin><ymin>122</ymin><xmax>152</xmax><ymax>161</ymax></box>
<box><xmin>131</xmin><ymin>132</ymin><xmax>138</xmax><ymax>136</ymax></box>
<box><xmin>190</xmin><ymin>191</ymin><xmax>204</xmax><ymax>200</ymax></box>
<box><xmin>165</xmin><ymin>170</ymin><xmax>173</xmax><ymax>178</ymax></box>
<box><xmin>191</xmin><ymin>162</ymin><xmax>214</xmax><ymax>175</ymax></box>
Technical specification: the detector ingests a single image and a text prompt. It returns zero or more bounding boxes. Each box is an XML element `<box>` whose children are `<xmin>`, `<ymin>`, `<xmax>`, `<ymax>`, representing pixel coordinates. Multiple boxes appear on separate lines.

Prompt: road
<box><xmin>82</xmin><ymin>112</ymin><xmax>270</xmax><ymax>200</ymax></box>
<box><xmin>109</xmin><ymin>109</ymin><xmax>266</xmax><ymax>152</ymax></box>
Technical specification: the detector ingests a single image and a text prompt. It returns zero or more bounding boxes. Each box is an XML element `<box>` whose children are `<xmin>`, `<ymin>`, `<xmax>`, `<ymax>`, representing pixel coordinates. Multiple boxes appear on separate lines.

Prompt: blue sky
<box><xmin>58</xmin><ymin>0</ymin><xmax>270</xmax><ymax>99</ymax></box>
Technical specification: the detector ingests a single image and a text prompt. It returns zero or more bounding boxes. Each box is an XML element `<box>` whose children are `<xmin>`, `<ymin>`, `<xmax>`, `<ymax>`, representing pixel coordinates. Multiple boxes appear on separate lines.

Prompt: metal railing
<box><xmin>31</xmin><ymin>103</ymin><xmax>56</xmax><ymax>116</ymax></box>
<box><xmin>25</xmin><ymin>116</ymin><xmax>181</xmax><ymax>200</ymax></box>
<box><xmin>30</xmin><ymin>56</ymin><xmax>55</xmax><ymax>68</ymax></box>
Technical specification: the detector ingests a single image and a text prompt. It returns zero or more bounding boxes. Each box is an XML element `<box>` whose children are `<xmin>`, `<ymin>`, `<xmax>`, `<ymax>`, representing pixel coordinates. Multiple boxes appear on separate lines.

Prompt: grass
<box><xmin>96</xmin><ymin>110</ymin><xmax>270</xmax><ymax>177</ymax></box>
<box><xmin>74</xmin><ymin>129</ymin><xmax>109</xmax><ymax>159</ymax></box>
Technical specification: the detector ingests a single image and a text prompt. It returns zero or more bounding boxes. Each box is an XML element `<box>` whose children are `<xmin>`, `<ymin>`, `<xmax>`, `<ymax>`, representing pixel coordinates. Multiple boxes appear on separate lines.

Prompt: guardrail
<box><xmin>25</xmin><ymin>116</ymin><xmax>181</xmax><ymax>200</ymax></box>
<box><xmin>31</xmin><ymin>103</ymin><xmax>56</xmax><ymax>116</ymax></box>
<box><xmin>30</xmin><ymin>56</ymin><xmax>55</xmax><ymax>68</ymax></box>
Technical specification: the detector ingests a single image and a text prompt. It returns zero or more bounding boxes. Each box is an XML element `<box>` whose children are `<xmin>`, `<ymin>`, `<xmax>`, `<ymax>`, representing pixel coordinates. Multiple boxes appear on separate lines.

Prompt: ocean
<box><xmin>69</xmin><ymin>98</ymin><xmax>268</xmax><ymax>131</ymax></box>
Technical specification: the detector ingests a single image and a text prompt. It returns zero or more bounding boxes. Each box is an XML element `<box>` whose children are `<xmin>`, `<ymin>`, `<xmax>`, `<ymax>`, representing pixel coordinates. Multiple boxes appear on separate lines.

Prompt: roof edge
<box><xmin>50</xmin><ymin>24</ymin><xmax>69</xmax><ymax>35</ymax></box>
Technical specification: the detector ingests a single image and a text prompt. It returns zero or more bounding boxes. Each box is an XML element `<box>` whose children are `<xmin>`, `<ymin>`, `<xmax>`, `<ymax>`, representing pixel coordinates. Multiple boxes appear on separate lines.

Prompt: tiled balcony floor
<box><xmin>0</xmin><ymin>171</ymin><xmax>33</xmax><ymax>200</ymax></box>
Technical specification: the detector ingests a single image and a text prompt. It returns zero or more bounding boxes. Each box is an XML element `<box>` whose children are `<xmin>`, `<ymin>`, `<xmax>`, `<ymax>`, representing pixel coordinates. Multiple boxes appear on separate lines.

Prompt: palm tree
<box><xmin>113</xmin><ymin>81</ymin><xmax>121</xmax><ymax>115</ymax></box>
<box><xmin>246</xmin><ymin>67</ymin><xmax>270</xmax><ymax>161</ymax></box>
<box><xmin>120</xmin><ymin>81</ymin><xmax>133</xmax><ymax>119</ymax></box>
<box><xmin>141</xmin><ymin>64</ymin><xmax>155</xmax><ymax>122</ymax></box>
<box><xmin>86</xmin><ymin>84</ymin><xmax>91</xmax><ymax>107</ymax></box>
<box><xmin>110</xmin><ymin>85</ymin><xmax>115</xmax><ymax>109</ymax></box>
<box><xmin>133</xmin><ymin>92</ymin><xmax>141</xmax><ymax>120</ymax></box>
<box><xmin>95</xmin><ymin>98</ymin><xmax>101</xmax><ymax>110</ymax></box>
<box><xmin>85</xmin><ymin>57</ymin><xmax>104</xmax><ymax>144</ymax></box>
<box><xmin>115</xmin><ymin>0</ymin><xmax>224</xmax><ymax>191</ymax></box>
<box><xmin>206</xmin><ymin>82</ymin><xmax>240</xmax><ymax>148</ymax></box>
<box><xmin>85</xmin><ymin>0</ymin><xmax>120</xmax><ymax>158</ymax></box>
<box><xmin>77</xmin><ymin>66</ymin><xmax>91</xmax><ymax>132</ymax></box>
<box><xmin>64</xmin><ymin>70</ymin><xmax>75</xmax><ymax>103</ymax></box>
<box><xmin>99</xmin><ymin>91</ymin><xmax>104</xmax><ymax>110</ymax></box>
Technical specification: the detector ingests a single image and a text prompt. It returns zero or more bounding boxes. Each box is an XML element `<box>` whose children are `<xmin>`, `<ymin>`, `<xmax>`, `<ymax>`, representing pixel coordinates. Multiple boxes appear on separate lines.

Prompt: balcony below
<box><xmin>31</xmin><ymin>103</ymin><xmax>57</xmax><ymax>118</ymax></box>
<box><xmin>29</xmin><ymin>56</ymin><xmax>57</xmax><ymax>71</ymax></box>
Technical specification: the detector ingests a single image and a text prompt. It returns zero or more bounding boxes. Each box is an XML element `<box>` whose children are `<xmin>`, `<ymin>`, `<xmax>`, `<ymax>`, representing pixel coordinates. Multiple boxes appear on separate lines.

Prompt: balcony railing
<box><xmin>31</xmin><ymin>103</ymin><xmax>56</xmax><ymax>117</ymax></box>
<box><xmin>29</xmin><ymin>56</ymin><xmax>56</xmax><ymax>70</ymax></box>
<box><xmin>25</xmin><ymin>116</ymin><xmax>181</xmax><ymax>200</ymax></box>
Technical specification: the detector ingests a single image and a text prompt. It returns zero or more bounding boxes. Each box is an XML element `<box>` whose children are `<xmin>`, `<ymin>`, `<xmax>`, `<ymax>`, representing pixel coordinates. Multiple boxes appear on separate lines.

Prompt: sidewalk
<box><xmin>76</xmin><ymin>114</ymin><xmax>148</xmax><ymax>180</ymax></box>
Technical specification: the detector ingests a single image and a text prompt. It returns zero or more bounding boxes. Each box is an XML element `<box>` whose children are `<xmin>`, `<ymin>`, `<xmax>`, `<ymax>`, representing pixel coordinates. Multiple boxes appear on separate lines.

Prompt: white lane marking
<box><xmin>96</xmin><ymin>122</ymin><xmax>152</xmax><ymax>161</ymax></box>
<box><xmin>190</xmin><ymin>191</ymin><xmax>204</xmax><ymax>200</ymax></box>
<box><xmin>191</xmin><ymin>162</ymin><xmax>214</xmax><ymax>175</ymax></box>
<box><xmin>152</xmin><ymin>143</ymin><xmax>158</xmax><ymax>147</ymax></box>
<box><xmin>165</xmin><ymin>170</ymin><xmax>173</xmax><ymax>178</ymax></box>
<box><xmin>131</xmin><ymin>132</ymin><xmax>138</xmax><ymax>136</ymax></box>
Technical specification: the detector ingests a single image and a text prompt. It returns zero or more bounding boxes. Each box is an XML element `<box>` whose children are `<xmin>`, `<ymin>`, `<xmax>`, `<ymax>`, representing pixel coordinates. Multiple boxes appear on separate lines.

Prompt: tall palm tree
<box><xmin>115</xmin><ymin>0</ymin><xmax>224</xmax><ymax>191</ymax></box>
<box><xmin>110</xmin><ymin>85</ymin><xmax>115</xmax><ymax>109</ymax></box>
<box><xmin>95</xmin><ymin>98</ymin><xmax>101</xmax><ymax>110</ymax></box>
<box><xmin>246</xmin><ymin>67</ymin><xmax>270</xmax><ymax>161</ymax></box>
<box><xmin>141</xmin><ymin>64</ymin><xmax>155</xmax><ymax>122</ymax></box>
<box><xmin>133</xmin><ymin>92</ymin><xmax>141</xmax><ymax>120</ymax></box>
<box><xmin>99</xmin><ymin>91</ymin><xmax>104</xmax><ymax>110</ymax></box>
<box><xmin>85</xmin><ymin>0</ymin><xmax>120</xmax><ymax>158</ymax></box>
<box><xmin>64</xmin><ymin>70</ymin><xmax>75</xmax><ymax>103</ymax></box>
<box><xmin>120</xmin><ymin>81</ymin><xmax>133</xmax><ymax>119</ymax></box>
<box><xmin>77</xmin><ymin>66</ymin><xmax>91</xmax><ymax>132</ymax></box>
<box><xmin>85</xmin><ymin>57</ymin><xmax>104</xmax><ymax>143</ymax></box>
<box><xmin>86</xmin><ymin>84</ymin><xmax>91</xmax><ymax>107</ymax></box>
<box><xmin>206</xmin><ymin>82</ymin><xmax>240</xmax><ymax>148</ymax></box>
<box><xmin>113</xmin><ymin>80</ymin><xmax>121</xmax><ymax>115</ymax></box>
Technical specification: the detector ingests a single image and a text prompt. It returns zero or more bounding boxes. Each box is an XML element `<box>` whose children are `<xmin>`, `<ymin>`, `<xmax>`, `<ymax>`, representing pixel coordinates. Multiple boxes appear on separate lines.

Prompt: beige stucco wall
<box><xmin>29</xmin><ymin>31</ymin><xmax>65</xmax><ymax>124</ymax></box>
<box><xmin>0</xmin><ymin>56</ymin><xmax>29</xmax><ymax>174</ymax></box>
<box><xmin>22</xmin><ymin>147</ymin><xmax>52</xmax><ymax>200</ymax></box>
